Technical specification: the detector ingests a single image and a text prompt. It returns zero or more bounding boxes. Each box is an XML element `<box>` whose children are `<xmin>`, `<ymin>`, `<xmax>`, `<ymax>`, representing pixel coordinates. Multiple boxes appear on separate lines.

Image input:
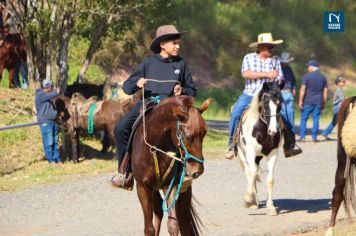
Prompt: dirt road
<box><xmin>0</xmin><ymin>136</ymin><xmax>346</xmax><ymax>236</ymax></box>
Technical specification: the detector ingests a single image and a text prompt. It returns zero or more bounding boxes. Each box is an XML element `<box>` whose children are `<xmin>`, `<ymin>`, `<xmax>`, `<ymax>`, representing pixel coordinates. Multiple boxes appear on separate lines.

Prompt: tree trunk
<box><xmin>57</xmin><ymin>6</ymin><xmax>74</xmax><ymax>94</ymax></box>
<box><xmin>76</xmin><ymin>14</ymin><xmax>113</xmax><ymax>83</ymax></box>
<box><xmin>45</xmin><ymin>5</ymin><xmax>57</xmax><ymax>81</ymax></box>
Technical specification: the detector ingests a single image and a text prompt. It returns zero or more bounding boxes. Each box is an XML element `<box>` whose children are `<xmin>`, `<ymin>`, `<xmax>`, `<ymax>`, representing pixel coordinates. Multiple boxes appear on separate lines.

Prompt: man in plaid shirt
<box><xmin>225</xmin><ymin>33</ymin><xmax>302</xmax><ymax>159</ymax></box>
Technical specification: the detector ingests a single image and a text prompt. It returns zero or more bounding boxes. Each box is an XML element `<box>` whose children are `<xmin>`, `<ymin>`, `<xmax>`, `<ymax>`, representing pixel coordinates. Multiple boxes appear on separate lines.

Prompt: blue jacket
<box><xmin>35</xmin><ymin>89</ymin><xmax>59</xmax><ymax>123</ymax></box>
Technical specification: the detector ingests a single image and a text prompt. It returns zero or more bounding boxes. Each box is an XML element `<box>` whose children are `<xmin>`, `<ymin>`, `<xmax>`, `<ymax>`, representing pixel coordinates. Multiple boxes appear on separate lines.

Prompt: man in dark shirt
<box><xmin>279</xmin><ymin>52</ymin><xmax>297</xmax><ymax>133</ymax></box>
<box><xmin>298</xmin><ymin>60</ymin><xmax>328</xmax><ymax>142</ymax></box>
<box><xmin>35</xmin><ymin>79</ymin><xmax>61</xmax><ymax>164</ymax></box>
<box><xmin>111</xmin><ymin>25</ymin><xmax>197</xmax><ymax>189</ymax></box>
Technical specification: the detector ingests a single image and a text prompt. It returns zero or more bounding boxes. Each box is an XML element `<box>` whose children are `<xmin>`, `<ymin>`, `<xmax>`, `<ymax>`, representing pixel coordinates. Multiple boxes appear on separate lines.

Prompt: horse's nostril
<box><xmin>191</xmin><ymin>172</ymin><xmax>200</xmax><ymax>179</ymax></box>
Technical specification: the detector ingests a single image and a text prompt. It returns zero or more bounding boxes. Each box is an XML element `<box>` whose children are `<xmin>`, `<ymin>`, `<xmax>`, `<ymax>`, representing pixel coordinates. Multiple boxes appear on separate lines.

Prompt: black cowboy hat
<box><xmin>150</xmin><ymin>25</ymin><xmax>187</xmax><ymax>54</ymax></box>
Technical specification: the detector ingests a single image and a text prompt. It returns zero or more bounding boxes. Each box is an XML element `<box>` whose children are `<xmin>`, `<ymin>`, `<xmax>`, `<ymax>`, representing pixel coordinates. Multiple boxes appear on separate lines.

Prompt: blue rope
<box><xmin>87</xmin><ymin>102</ymin><xmax>96</xmax><ymax>134</ymax></box>
<box><xmin>110</xmin><ymin>88</ymin><xmax>118</xmax><ymax>100</ymax></box>
<box><xmin>149</xmin><ymin>95</ymin><xmax>161</xmax><ymax>103</ymax></box>
<box><xmin>161</xmin><ymin>121</ymin><xmax>204</xmax><ymax>212</ymax></box>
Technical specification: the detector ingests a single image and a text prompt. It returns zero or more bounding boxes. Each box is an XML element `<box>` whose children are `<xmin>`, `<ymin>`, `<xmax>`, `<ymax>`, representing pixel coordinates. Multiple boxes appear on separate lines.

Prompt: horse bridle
<box><xmin>176</xmin><ymin>120</ymin><xmax>205</xmax><ymax>165</ymax></box>
<box><xmin>259</xmin><ymin>93</ymin><xmax>281</xmax><ymax>124</ymax></box>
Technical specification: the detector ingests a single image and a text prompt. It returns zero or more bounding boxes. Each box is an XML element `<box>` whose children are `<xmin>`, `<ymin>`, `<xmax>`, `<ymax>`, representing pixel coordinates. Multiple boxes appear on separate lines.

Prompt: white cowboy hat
<box><xmin>279</xmin><ymin>52</ymin><xmax>294</xmax><ymax>63</ymax></box>
<box><xmin>249</xmin><ymin>32</ymin><xmax>284</xmax><ymax>48</ymax></box>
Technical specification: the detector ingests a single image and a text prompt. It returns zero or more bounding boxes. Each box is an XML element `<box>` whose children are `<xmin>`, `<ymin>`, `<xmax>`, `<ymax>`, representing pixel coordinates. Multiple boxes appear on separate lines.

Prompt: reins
<box><xmin>141</xmin><ymin>79</ymin><xmax>183</xmax><ymax>163</ymax></box>
<box><xmin>259</xmin><ymin>93</ymin><xmax>281</xmax><ymax>124</ymax></box>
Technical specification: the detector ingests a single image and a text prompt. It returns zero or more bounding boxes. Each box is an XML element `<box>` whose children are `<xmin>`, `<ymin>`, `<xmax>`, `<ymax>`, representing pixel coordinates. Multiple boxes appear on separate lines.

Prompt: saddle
<box><xmin>70</xmin><ymin>93</ymin><xmax>103</xmax><ymax>116</ymax></box>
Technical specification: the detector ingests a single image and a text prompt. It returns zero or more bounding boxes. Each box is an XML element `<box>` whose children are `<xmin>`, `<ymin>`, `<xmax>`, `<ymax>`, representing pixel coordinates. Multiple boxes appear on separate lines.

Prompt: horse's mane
<box><xmin>244</xmin><ymin>95</ymin><xmax>260</xmax><ymax>121</ymax></box>
<box><xmin>150</xmin><ymin>96</ymin><xmax>206</xmax><ymax>136</ymax></box>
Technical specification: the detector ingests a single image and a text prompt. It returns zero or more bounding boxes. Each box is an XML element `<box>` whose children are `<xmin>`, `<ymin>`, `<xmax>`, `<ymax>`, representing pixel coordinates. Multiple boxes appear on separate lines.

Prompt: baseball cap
<box><xmin>306</xmin><ymin>60</ymin><xmax>320</xmax><ymax>68</ymax></box>
<box><xmin>42</xmin><ymin>78</ymin><xmax>53</xmax><ymax>88</ymax></box>
<box><xmin>334</xmin><ymin>75</ymin><xmax>345</xmax><ymax>85</ymax></box>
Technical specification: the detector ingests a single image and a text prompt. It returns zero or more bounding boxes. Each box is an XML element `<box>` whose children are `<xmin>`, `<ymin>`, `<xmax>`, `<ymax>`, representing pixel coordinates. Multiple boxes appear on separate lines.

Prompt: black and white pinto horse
<box><xmin>235</xmin><ymin>82</ymin><xmax>283</xmax><ymax>216</ymax></box>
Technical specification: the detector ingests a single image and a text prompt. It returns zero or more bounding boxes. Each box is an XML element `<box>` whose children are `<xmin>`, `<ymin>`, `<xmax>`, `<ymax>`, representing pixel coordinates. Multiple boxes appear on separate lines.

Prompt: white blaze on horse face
<box><xmin>268</xmin><ymin>100</ymin><xmax>278</xmax><ymax>136</ymax></box>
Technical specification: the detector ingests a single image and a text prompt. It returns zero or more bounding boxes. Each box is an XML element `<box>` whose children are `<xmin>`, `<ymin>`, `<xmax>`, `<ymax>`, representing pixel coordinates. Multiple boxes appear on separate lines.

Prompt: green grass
<box><xmin>197</xmin><ymin>87</ymin><xmax>241</xmax><ymax>120</ymax></box>
<box><xmin>203</xmin><ymin>128</ymin><xmax>228</xmax><ymax>159</ymax></box>
<box><xmin>0</xmin><ymin>70</ymin><xmax>9</xmax><ymax>88</ymax></box>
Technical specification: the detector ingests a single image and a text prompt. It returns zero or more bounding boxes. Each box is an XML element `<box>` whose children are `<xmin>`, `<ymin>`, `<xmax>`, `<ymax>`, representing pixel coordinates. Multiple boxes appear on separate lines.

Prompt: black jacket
<box><xmin>123</xmin><ymin>54</ymin><xmax>197</xmax><ymax>99</ymax></box>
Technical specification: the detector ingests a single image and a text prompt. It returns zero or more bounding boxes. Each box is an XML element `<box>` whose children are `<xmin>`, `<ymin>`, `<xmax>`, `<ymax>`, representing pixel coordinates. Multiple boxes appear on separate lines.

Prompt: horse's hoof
<box><xmin>243</xmin><ymin>200</ymin><xmax>259</xmax><ymax>209</ymax></box>
<box><xmin>267</xmin><ymin>207</ymin><xmax>277</xmax><ymax>216</ymax></box>
<box><xmin>244</xmin><ymin>193</ymin><xmax>254</xmax><ymax>203</ymax></box>
<box><xmin>325</xmin><ymin>227</ymin><xmax>334</xmax><ymax>236</ymax></box>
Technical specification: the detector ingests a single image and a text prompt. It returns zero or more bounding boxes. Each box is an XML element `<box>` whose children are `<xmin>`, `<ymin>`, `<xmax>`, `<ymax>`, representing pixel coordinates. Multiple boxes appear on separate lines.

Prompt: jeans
<box><xmin>114</xmin><ymin>101</ymin><xmax>142</xmax><ymax>172</ymax></box>
<box><xmin>299</xmin><ymin>104</ymin><xmax>322</xmax><ymax>140</ymax></box>
<box><xmin>281</xmin><ymin>92</ymin><xmax>295</xmax><ymax>133</ymax></box>
<box><xmin>228</xmin><ymin>93</ymin><xmax>253</xmax><ymax>149</ymax></box>
<box><xmin>322</xmin><ymin>105</ymin><xmax>339</xmax><ymax>137</ymax></box>
<box><xmin>13</xmin><ymin>62</ymin><xmax>29</xmax><ymax>89</ymax></box>
<box><xmin>40</xmin><ymin>122</ymin><xmax>61</xmax><ymax>163</ymax></box>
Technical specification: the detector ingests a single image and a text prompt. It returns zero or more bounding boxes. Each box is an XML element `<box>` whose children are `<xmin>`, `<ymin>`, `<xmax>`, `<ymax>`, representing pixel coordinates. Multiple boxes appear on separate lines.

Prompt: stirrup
<box><xmin>110</xmin><ymin>173</ymin><xmax>134</xmax><ymax>191</ymax></box>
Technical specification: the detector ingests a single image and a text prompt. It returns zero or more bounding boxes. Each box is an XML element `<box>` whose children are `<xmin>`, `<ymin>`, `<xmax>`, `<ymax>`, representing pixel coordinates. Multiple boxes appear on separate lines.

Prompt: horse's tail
<box><xmin>176</xmin><ymin>187</ymin><xmax>202</xmax><ymax>236</ymax></box>
<box><xmin>338</xmin><ymin>96</ymin><xmax>356</xmax><ymax>219</ymax></box>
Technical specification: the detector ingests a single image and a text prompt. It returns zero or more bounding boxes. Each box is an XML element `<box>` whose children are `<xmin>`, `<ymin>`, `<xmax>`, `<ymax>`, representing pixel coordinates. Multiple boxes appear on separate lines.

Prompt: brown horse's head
<box><xmin>52</xmin><ymin>95</ymin><xmax>73</xmax><ymax>129</ymax></box>
<box><xmin>164</xmin><ymin>96</ymin><xmax>212</xmax><ymax>180</ymax></box>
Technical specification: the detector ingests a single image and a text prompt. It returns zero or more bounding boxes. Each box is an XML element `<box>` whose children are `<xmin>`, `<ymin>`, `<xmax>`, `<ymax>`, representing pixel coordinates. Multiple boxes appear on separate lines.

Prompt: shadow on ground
<box><xmin>272</xmin><ymin>198</ymin><xmax>331</xmax><ymax>214</ymax></box>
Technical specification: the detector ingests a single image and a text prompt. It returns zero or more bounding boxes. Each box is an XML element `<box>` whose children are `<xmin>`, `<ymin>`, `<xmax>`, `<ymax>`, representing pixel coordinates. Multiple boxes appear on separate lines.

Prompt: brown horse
<box><xmin>129</xmin><ymin>95</ymin><xmax>211</xmax><ymax>236</ymax></box>
<box><xmin>54</xmin><ymin>94</ymin><xmax>136</xmax><ymax>162</ymax></box>
<box><xmin>0</xmin><ymin>33</ymin><xmax>26</xmax><ymax>88</ymax></box>
<box><xmin>326</xmin><ymin>96</ymin><xmax>356</xmax><ymax>236</ymax></box>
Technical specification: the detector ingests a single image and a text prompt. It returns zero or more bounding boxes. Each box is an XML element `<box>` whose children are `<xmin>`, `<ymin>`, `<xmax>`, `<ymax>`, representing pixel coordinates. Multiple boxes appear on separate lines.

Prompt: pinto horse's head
<box><xmin>171</xmin><ymin>97</ymin><xmax>212</xmax><ymax>180</ymax></box>
<box><xmin>258</xmin><ymin>82</ymin><xmax>282</xmax><ymax>136</ymax></box>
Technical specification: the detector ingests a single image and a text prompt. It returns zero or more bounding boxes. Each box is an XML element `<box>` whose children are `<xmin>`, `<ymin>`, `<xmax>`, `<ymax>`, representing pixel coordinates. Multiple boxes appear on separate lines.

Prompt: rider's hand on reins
<box><xmin>267</xmin><ymin>70</ymin><xmax>279</xmax><ymax>79</ymax></box>
<box><xmin>137</xmin><ymin>78</ymin><xmax>148</xmax><ymax>88</ymax></box>
<box><xmin>174</xmin><ymin>84</ymin><xmax>182</xmax><ymax>96</ymax></box>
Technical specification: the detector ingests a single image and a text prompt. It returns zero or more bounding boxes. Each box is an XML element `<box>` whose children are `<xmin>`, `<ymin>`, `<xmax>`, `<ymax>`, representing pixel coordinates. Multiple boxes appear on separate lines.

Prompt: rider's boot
<box><xmin>111</xmin><ymin>152</ymin><xmax>134</xmax><ymax>190</ymax></box>
<box><xmin>224</xmin><ymin>148</ymin><xmax>235</xmax><ymax>159</ymax></box>
<box><xmin>283</xmin><ymin>121</ymin><xmax>302</xmax><ymax>158</ymax></box>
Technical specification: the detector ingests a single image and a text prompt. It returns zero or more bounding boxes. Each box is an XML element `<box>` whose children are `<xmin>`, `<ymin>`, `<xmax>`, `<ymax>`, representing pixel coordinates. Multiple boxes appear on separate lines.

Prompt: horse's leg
<box><xmin>69</xmin><ymin>129</ymin><xmax>79</xmax><ymax>163</ymax></box>
<box><xmin>244</xmin><ymin>146</ymin><xmax>258</xmax><ymax>209</ymax></box>
<box><xmin>137</xmin><ymin>183</ymin><xmax>155</xmax><ymax>236</ymax></box>
<box><xmin>152</xmin><ymin>190</ymin><xmax>163</xmax><ymax>236</ymax></box>
<box><xmin>162</xmin><ymin>187</ymin><xmax>179</xmax><ymax>236</ymax></box>
<box><xmin>326</xmin><ymin>152</ymin><xmax>346</xmax><ymax>236</ymax></box>
<box><xmin>9</xmin><ymin>68</ymin><xmax>16</xmax><ymax>88</ymax></box>
<box><xmin>266</xmin><ymin>152</ymin><xmax>278</xmax><ymax>216</ymax></box>
<box><xmin>101</xmin><ymin>130</ymin><xmax>109</xmax><ymax>153</ymax></box>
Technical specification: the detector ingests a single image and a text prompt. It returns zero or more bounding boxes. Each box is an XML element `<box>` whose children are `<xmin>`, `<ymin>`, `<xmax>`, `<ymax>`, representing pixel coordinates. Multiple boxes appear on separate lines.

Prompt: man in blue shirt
<box><xmin>35</xmin><ymin>79</ymin><xmax>61</xmax><ymax>164</ymax></box>
<box><xmin>298</xmin><ymin>60</ymin><xmax>328</xmax><ymax>142</ymax></box>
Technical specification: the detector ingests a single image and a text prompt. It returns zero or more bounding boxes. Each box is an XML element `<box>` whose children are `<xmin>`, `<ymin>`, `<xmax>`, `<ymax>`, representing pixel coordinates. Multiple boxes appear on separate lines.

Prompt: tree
<box><xmin>5</xmin><ymin>0</ymin><xmax>145</xmax><ymax>93</ymax></box>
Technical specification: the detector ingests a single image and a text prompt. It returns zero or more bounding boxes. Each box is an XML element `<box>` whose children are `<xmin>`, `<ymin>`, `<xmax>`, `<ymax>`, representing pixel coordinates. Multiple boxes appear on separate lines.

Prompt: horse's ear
<box><xmin>172</xmin><ymin>106</ymin><xmax>189</xmax><ymax>121</ymax></box>
<box><xmin>198</xmin><ymin>98</ymin><xmax>212</xmax><ymax>114</ymax></box>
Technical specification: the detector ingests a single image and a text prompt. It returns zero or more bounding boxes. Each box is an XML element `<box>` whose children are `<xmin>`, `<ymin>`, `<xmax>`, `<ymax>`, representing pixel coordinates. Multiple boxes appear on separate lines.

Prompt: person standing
<box><xmin>225</xmin><ymin>32</ymin><xmax>302</xmax><ymax>159</ymax></box>
<box><xmin>279</xmin><ymin>52</ymin><xmax>297</xmax><ymax>133</ymax></box>
<box><xmin>111</xmin><ymin>25</ymin><xmax>197</xmax><ymax>189</ymax></box>
<box><xmin>298</xmin><ymin>60</ymin><xmax>328</xmax><ymax>142</ymax></box>
<box><xmin>35</xmin><ymin>79</ymin><xmax>62</xmax><ymax>164</ymax></box>
<box><xmin>321</xmin><ymin>75</ymin><xmax>346</xmax><ymax>139</ymax></box>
